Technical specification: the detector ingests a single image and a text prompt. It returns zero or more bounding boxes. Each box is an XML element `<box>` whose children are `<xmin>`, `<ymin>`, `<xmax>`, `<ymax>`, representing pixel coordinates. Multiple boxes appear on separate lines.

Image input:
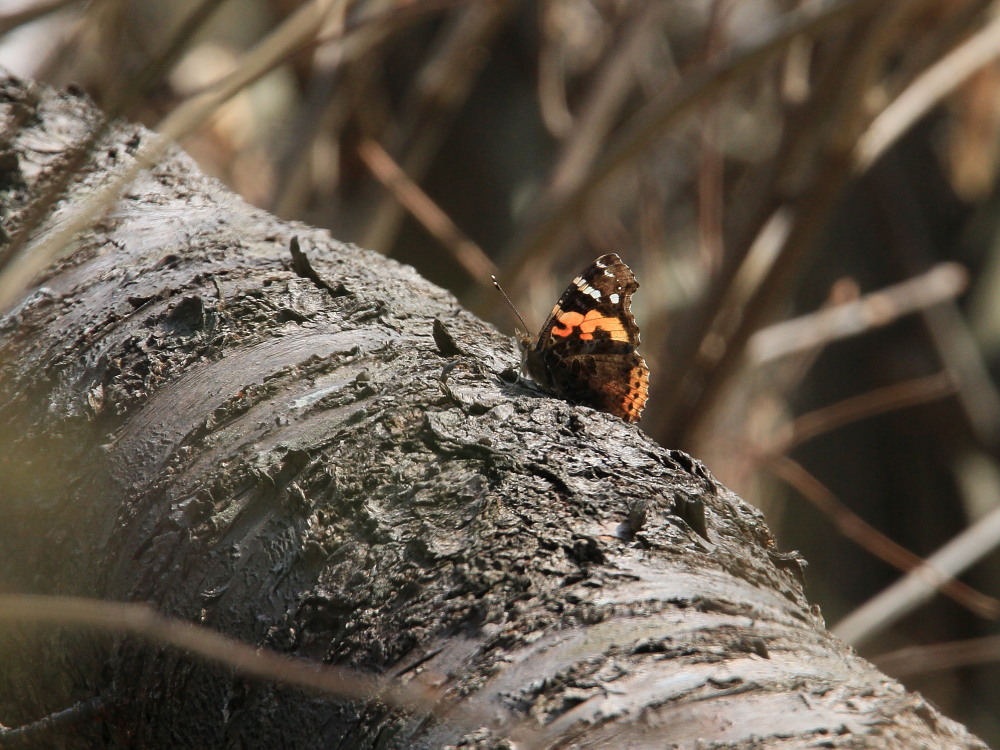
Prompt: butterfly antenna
<box><xmin>492</xmin><ymin>275</ymin><xmax>530</xmax><ymax>332</ymax></box>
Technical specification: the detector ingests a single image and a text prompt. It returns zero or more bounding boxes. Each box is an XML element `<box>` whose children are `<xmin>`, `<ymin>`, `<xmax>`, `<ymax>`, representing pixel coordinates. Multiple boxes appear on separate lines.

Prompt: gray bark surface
<box><xmin>0</xmin><ymin>71</ymin><xmax>988</xmax><ymax>749</ymax></box>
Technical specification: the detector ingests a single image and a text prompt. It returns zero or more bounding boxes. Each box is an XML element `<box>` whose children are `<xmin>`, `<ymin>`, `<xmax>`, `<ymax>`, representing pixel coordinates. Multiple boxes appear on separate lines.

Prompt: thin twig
<box><xmin>0</xmin><ymin>0</ymin><xmax>232</xmax><ymax>277</ymax></box>
<box><xmin>0</xmin><ymin>594</ymin><xmax>467</xmax><ymax>719</ymax></box>
<box><xmin>779</xmin><ymin>371</ymin><xmax>956</xmax><ymax>452</ymax></box>
<box><xmin>0</xmin><ymin>0</ymin><xmax>467</xmax><ymax>313</ymax></box>
<box><xmin>0</xmin><ymin>0</ymin><xmax>347</xmax><ymax>312</ymax></box>
<box><xmin>357</xmin><ymin>137</ymin><xmax>496</xmax><ymax>281</ymax></box>
<box><xmin>872</xmin><ymin>155</ymin><xmax>1000</xmax><ymax>447</ymax></box>
<box><xmin>545</xmin><ymin>2</ymin><xmax>669</xmax><ymax>202</ymax></box>
<box><xmin>269</xmin><ymin>0</ymin><xmax>383</xmax><ymax>217</ymax></box>
<box><xmin>487</xmin><ymin>0</ymin><xmax>882</xmax><ymax>315</ymax></box>
<box><xmin>748</xmin><ymin>262</ymin><xmax>969</xmax><ymax>363</ymax></box>
<box><xmin>873</xmin><ymin>633</ymin><xmax>1000</xmax><ymax>677</ymax></box>
<box><xmin>357</xmin><ymin>2</ymin><xmax>513</xmax><ymax>255</ymax></box>
<box><xmin>670</xmin><ymin>2</ymin><xmax>931</xmax><ymax>446</ymax></box>
<box><xmin>857</xmin><ymin>8</ymin><xmax>1000</xmax><ymax>170</ymax></box>
<box><xmin>536</xmin><ymin>0</ymin><xmax>574</xmax><ymax>137</ymax></box>
<box><xmin>0</xmin><ymin>0</ymin><xmax>80</xmax><ymax>36</ymax></box>
<box><xmin>833</xmin><ymin>503</ymin><xmax>1000</xmax><ymax>646</ymax></box>
<box><xmin>697</xmin><ymin>0</ymin><xmax>736</xmax><ymax>272</ymax></box>
<box><xmin>766</xmin><ymin>455</ymin><xmax>1000</xmax><ymax>622</ymax></box>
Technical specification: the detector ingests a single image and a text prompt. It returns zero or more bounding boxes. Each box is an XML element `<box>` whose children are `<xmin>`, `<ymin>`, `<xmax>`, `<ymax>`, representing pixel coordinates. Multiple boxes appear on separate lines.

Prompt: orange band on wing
<box><xmin>552</xmin><ymin>310</ymin><xmax>629</xmax><ymax>342</ymax></box>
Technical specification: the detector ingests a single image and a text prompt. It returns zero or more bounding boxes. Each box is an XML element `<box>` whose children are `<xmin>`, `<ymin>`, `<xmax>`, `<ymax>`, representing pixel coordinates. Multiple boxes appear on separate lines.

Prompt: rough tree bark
<box><xmin>0</xmin><ymin>72</ymin><xmax>989</xmax><ymax>749</ymax></box>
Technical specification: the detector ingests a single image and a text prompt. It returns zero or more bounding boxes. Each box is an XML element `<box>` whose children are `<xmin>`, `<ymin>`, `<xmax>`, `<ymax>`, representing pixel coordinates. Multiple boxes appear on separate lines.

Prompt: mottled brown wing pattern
<box><xmin>519</xmin><ymin>254</ymin><xmax>650</xmax><ymax>423</ymax></box>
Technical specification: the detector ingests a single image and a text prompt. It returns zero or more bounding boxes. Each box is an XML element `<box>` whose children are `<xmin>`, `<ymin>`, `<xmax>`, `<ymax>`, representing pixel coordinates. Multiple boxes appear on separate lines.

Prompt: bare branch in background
<box><xmin>766</xmin><ymin>455</ymin><xmax>1000</xmax><ymax>622</ymax></box>
<box><xmin>0</xmin><ymin>593</ymin><xmax>466</xmax><ymax>719</ymax></box>
<box><xmin>666</xmin><ymin>2</ymin><xmax>934</xmax><ymax>446</ymax></box>
<box><xmin>748</xmin><ymin>263</ymin><xmax>969</xmax><ymax>364</ymax></box>
<box><xmin>779</xmin><ymin>371</ymin><xmax>956</xmax><ymax>452</ymax></box>
<box><xmin>874</xmin><ymin>634</ymin><xmax>1000</xmax><ymax>678</ymax></box>
<box><xmin>357</xmin><ymin>2</ymin><xmax>513</xmax><ymax>255</ymax></box>
<box><xmin>834</xmin><ymin>503</ymin><xmax>1000</xmax><ymax>646</ymax></box>
<box><xmin>857</xmin><ymin>9</ymin><xmax>1000</xmax><ymax>170</ymax></box>
<box><xmin>490</xmin><ymin>0</ymin><xmax>882</xmax><ymax>313</ymax></box>
<box><xmin>0</xmin><ymin>0</ymin><xmax>344</xmax><ymax>311</ymax></box>
<box><xmin>0</xmin><ymin>0</ymin><xmax>80</xmax><ymax>37</ymax></box>
<box><xmin>0</xmin><ymin>0</ymin><xmax>232</xmax><ymax>282</ymax></box>
<box><xmin>357</xmin><ymin>136</ymin><xmax>496</xmax><ymax>281</ymax></box>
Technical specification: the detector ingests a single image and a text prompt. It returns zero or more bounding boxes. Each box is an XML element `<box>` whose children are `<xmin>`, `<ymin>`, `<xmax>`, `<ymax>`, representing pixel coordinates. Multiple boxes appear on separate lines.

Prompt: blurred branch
<box><xmin>0</xmin><ymin>0</ymin><xmax>347</xmax><ymax>312</ymax></box>
<box><xmin>117</xmin><ymin>0</ymin><xmax>234</xmax><ymax>118</ymax></box>
<box><xmin>779</xmin><ymin>371</ymin><xmax>956</xmax><ymax>452</ymax></box>
<box><xmin>857</xmin><ymin>6</ymin><xmax>1000</xmax><ymax>170</ymax></box>
<box><xmin>485</xmin><ymin>0</ymin><xmax>882</xmax><ymax>314</ymax></box>
<box><xmin>748</xmin><ymin>262</ymin><xmax>969</xmax><ymax>363</ymax></box>
<box><xmin>268</xmin><ymin>0</ymin><xmax>386</xmax><ymax>218</ymax></box>
<box><xmin>0</xmin><ymin>0</ymin><xmax>394</xmax><ymax>310</ymax></box>
<box><xmin>155</xmin><ymin>0</ymin><xmax>345</xmax><ymax>138</ymax></box>
<box><xmin>357</xmin><ymin>1</ymin><xmax>514</xmax><ymax>254</ymax></box>
<box><xmin>662</xmin><ymin>2</ymin><xmax>933</xmax><ymax>447</ymax></box>
<box><xmin>873</xmin><ymin>155</ymin><xmax>1000</xmax><ymax>448</ymax></box>
<box><xmin>357</xmin><ymin>136</ymin><xmax>496</xmax><ymax>280</ymax></box>
<box><xmin>0</xmin><ymin>0</ymin><xmax>231</xmax><ymax>287</ymax></box>
<box><xmin>0</xmin><ymin>594</ymin><xmax>451</xmax><ymax>716</ymax></box>
<box><xmin>697</xmin><ymin>0</ymin><xmax>737</xmax><ymax>271</ymax></box>
<box><xmin>268</xmin><ymin>53</ymin><xmax>345</xmax><ymax>219</ymax></box>
<box><xmin>545</xmin><ymin>2</ymin><xmax>668</xmax><ymax>203</ymax></box>
<box><xmin>311</xmin><ymin>0</ymin><xmax>465</xmax><ymax>49</ymax></box>
<box><xmin>501</xmin><ymin>0</ymin><xmax>671</xmax><ymax>288</ymax></box>
<box><xmin>0</xmin><ymin>0</ymin><xmax>469</xmax><ymax>312</ymax></box>
<box><xmin>272</xmin><ymin>0</ymin><xmax>477</xmax><ymax>220</ymax></box>
<box><xmin>873</xmin><ymin>634</ymin><xmax>1000</xmax><ymax>677</ymax></box>
<box><xmin>0</xmin><ymin>0</ymin><xmax>80</xmax><ymax>36</ymax></box>
<box><xmin>536</xmin><ymin>0</ymin><xmax>573</xmax><ymax>137</ymax></box>
<box><xmin>766</xmin><ymin>455</ymin><xmax>1000</xmax><ymax>622</ymax></box>
<box><xmin>833</xmin><ymin>503</ymin><xmax>1000</xmax><ymax>646</ymax></box>
<box><xmin>697</xmin><ymin>121</ymin><xmax>725</xmax><ymax>271</ymax></box>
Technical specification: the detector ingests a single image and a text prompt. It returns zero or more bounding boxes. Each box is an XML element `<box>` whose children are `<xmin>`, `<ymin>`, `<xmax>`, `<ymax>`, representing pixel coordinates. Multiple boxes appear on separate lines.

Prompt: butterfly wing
<box><xmin>522</xmin><ymin>254</ymin><xmax>649</xmax><ymax>422</ymax></box>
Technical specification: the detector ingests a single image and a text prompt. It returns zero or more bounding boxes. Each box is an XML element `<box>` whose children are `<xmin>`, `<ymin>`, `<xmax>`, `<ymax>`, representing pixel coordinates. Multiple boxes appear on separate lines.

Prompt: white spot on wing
<box><xmin>575</xmin><ymin>280</ymin><xmax>603</xmax><ymax>300</ymax></box>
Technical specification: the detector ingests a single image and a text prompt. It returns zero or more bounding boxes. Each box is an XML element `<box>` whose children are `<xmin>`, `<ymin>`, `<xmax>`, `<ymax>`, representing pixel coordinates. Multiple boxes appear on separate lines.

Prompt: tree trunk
<box><xmin>0</xmin><ymin>70</ymin><xmax>988</xmax><ymax>749</ymax></box>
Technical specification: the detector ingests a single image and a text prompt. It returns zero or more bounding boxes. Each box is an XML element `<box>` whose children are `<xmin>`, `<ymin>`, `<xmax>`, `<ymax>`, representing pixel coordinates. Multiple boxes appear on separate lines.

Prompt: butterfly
<box><xmin>496</xmin><ymin>254</ymin><xmax>649</xmax><ymax>423</ymax></box>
